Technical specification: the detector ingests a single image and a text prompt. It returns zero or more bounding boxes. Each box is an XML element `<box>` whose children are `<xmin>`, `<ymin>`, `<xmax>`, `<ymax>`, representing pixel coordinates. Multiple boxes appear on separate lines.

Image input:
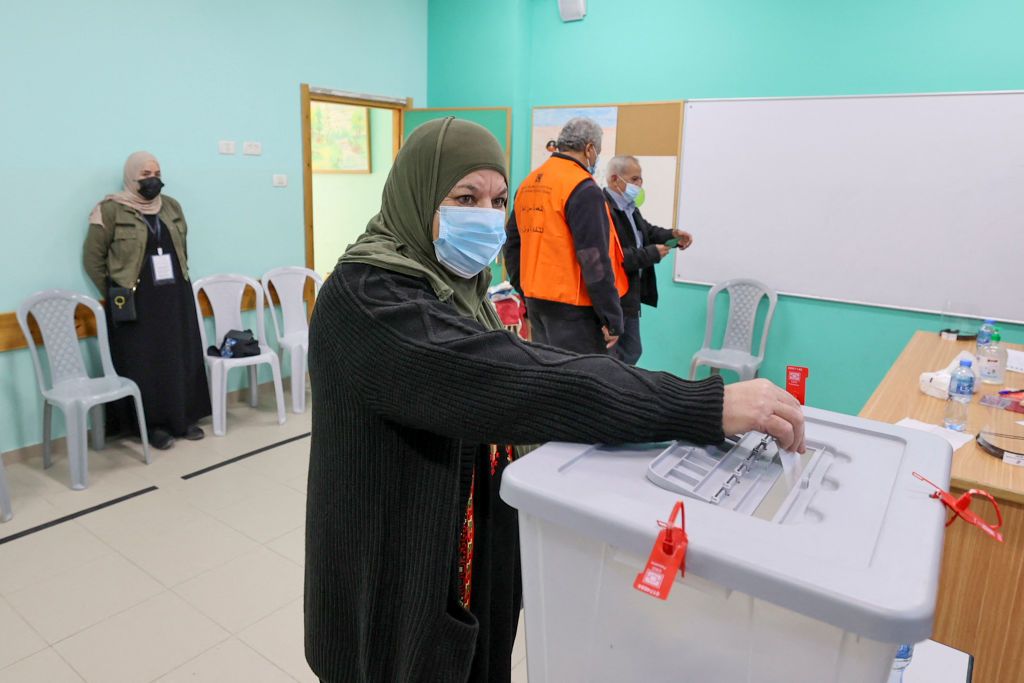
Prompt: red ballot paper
<box><xmin>786</xmin><ymin>366</ymin><xmax>809</xmax><ymax>405</ymax></box>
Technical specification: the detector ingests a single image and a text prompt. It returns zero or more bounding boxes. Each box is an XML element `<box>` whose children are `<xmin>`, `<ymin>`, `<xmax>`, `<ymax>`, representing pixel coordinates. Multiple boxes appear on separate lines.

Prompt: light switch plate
<box><xmin>243</xmin><ymin>141</ymin><xmax>262</xmax><ymax>155</ymax></box>
<box><xmin>218</xmin><ymin>140</ymin><xmax>236</xmax><ymax>154</ymax></box>
<box><xmin>272</xmin><ymin>174</ymin><xmax>288</xmax><ymax>187</ymax></box>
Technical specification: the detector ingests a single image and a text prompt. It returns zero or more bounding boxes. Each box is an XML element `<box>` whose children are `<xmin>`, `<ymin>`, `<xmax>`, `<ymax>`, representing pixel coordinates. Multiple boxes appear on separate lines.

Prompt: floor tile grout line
<box><xmin>169</xmin><ymin>578</ymin><xmax>304</xmax><ymax>639</ymax></box>
<box><xmin>0</xmin><ymin>592</ymin><xmax>50</xmax><ymax>670</ymax></box>
<box><xmin>1</xmin><ymin>427</ymin><xmax>314</xmax><ymax>679</ymax></box>
<box><xmin>52</xmin><ymin>589</ymin><xmax>234</xmax><ymax>683</ymax></box>
<box><xmin>0</xmin><ymin>486</ymin><xmax>159</xmax><ymax>546</ymax></box>
<box><xmin>54</xmin><ymin>644</ymin><xmax>90</xmax><ymax>683</ymax></box>
<box><xmin>180</xmin><ymin>432</ymin><xmax>311</xmax><ymax>480</ymax></box>
<box><xmin>230</xmin><ymin>636</ymin><xmax>306</xmax><ymax>683</ymax></box>
<box><xmin>232</xmin><ymin>596</ymin><xmax>310</xmax><ymax>680</ymax></box>
<box><xmin>16</xmin><ymin>588</ymin><xmax>177</xmax><ymax>653</ymax></box>
<box><xmin>3</xmin><ymin>552</ymin><xmax>168</xmax><ymax>647</ymax></box>
<box><xmin>141</xmin><ymin>629</ymin><xmax>235</xmax><ymax>683</ymax></box>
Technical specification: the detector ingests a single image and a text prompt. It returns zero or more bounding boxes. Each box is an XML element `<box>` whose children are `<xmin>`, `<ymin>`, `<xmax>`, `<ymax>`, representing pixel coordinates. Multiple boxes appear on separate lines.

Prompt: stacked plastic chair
<box><xmin>261</xmin><ymin>267</ymin><xmax>323</xmax><ymax>413</ymax></box>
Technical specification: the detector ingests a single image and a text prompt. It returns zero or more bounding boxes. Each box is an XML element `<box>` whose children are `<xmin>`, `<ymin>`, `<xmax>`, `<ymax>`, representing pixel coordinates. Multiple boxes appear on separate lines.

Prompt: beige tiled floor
<box><xmin>0</xmin><ymin>392</ymin><xmax>530</xmax><ymax>682</ymax></box>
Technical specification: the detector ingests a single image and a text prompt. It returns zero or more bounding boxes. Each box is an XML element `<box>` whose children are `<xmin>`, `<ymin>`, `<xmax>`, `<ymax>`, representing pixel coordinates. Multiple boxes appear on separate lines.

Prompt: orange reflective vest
<box><xmin>512</xmin><ymin>156</ymin><xmax>628</xmax><ymax>306</ymax></box>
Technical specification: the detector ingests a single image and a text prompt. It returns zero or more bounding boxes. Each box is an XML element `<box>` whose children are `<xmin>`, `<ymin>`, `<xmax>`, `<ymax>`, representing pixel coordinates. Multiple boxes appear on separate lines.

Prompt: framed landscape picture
<box><xmin>311</xmin><ymin>102</ymin><xmax>371</xmax><ymax>173</ymax></box>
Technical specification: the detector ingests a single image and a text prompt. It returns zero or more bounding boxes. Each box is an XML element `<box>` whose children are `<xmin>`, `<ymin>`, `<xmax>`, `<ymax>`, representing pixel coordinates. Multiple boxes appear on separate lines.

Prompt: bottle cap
<box><xmin>991</xmin><ymin>332</ymin><xmax>1001</xmax><ymax>342</ymax></box>
<box><xmin>960</xmin><ymin>359</ymin><xmax>973</xmax><ymax>367</ymax></box>
<box><xmin>985</xmin><ymin>319</ymin><xmax>995</xmax><ymax>324</ymax></box>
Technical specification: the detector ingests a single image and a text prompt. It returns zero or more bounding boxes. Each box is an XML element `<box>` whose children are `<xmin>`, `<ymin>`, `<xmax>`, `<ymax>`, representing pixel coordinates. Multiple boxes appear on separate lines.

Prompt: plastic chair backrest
<box><xmin>261</xmin><ymin>267</ymin><xmax>323</xmax><ymax>339</ymax></box>
<box><xmin>702</xmin><ymin>279</ymin><xmax>778</xmax><ymax>360</ymax></box>
<box><xmin>16</xmin><ymin>290</ymin><xmax>116</xmax><ymax>392</ymax></box>
<box><xmin>192</xmin><ymin>274</ymin><xmax>266</xmax><ymax>351</ymax></box>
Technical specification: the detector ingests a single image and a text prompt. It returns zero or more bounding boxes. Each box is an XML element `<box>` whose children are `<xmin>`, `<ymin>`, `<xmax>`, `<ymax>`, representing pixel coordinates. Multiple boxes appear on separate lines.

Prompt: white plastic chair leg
<box><xmin>65</xmin><ymin>403</ymin><xmax>89</xmax><ymax>490</ymax></box>
<box><xmin>248</xmin><ymin>365</ymin><xmax>259</xmax><ymax>407</ymax></box>
<box><xmin>210</xmin><ymin>363</ymin><xmax>227</xmax><ymax>437</ymax></box>
<box><xmin>131</xmin><ymin>391</ymin><xmax>152</xmax><ymax>465</ymax></box>
<box><xmin>0</xmin><ymin>460</ymin><xmax>12</xmax><ymax>522</ymax></box>
<box><xmin>290</xmin><ymin>346</ymin><xmax>306</xmax><ymax>414</ymax></box>
<box><xmin>89</xmin><ymin>404</ymin><xmax>105</xmax><ymax>451</ymax></box>
<box><xmin>689</xmin><ymin>358</ymin><xmax>701</xmax><ymax>381</ymax></box>
<box><xmin>269</xmin><ymin>356</ymin><xmax>286</xmax><ymax>425</ymax></box>
<box><xmin>42</xmin><ymin>401</ymin><xmax>53</xmax><ymax>469</ymax></box>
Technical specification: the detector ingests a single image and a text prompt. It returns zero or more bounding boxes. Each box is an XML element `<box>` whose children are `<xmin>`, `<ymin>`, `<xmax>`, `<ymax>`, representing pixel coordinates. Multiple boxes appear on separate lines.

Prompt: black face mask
<box><xmin>138</xmin><ymin>177</ymin><xmax>164</xmax><ymax>200</ymax></box>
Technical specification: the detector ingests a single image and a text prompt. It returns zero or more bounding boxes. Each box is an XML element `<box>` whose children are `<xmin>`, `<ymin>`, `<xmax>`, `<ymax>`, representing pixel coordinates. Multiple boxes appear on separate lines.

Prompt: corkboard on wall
<box><xmin>614</xmin><ymin>102</ymin><xmax>683</xmax><ymax>156</ymax></box>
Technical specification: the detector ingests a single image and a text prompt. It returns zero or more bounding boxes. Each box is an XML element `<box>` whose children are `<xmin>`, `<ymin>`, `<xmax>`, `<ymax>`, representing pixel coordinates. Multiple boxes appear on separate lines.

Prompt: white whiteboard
<box><xmin>674</xmin><ymin>91</ymin><xmax>1024</xmax><ymax>324</ymax></box>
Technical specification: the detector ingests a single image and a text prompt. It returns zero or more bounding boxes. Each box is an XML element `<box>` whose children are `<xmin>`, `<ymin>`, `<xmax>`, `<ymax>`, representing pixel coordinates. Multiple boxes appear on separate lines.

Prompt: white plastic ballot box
<box><xmin>499</xmin><ymin>407</ymin><xmax>953</xmax><ymax>683</ymax></box>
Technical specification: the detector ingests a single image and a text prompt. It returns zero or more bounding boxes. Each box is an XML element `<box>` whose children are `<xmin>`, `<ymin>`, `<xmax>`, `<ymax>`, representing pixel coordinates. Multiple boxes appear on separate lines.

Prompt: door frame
<box><xmin>300</xmin><ymin>84</ymin><xmax>411</xmax><ymax>271</ymax></box>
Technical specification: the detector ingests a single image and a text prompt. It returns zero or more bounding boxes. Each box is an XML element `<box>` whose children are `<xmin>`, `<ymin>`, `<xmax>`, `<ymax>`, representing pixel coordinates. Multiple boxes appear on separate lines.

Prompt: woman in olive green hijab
<box><xmin>339</xmin><ymin>116</ymin><xmax>508</xmax><ymax>329</ymax></box>
<box><xmin>305</xmin><ymin>118</ymin><xmax>803</xmax><ymax>683</ymax></box>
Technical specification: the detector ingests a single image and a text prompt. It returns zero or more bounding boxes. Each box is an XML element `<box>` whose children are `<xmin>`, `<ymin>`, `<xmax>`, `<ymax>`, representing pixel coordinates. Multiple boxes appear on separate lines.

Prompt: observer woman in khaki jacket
<box><xmin>83</xmin><ymin>151</ymin><xmax>210</xmax><ymax>449</ymax></box>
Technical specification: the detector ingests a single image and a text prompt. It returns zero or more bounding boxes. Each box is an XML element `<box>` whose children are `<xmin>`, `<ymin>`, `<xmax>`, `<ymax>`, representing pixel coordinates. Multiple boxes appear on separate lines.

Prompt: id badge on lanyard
<box><xmin>151</xmin><ymin>247</ymin><xmax>175</xmax><ymax>285</ymax></box>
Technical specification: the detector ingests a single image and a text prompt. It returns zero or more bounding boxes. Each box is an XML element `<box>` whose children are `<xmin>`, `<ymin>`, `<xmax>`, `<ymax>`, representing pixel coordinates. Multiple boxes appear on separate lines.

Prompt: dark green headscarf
<box><xmin>338</xmin><ymin>117</ymin><xmax>507</xmax><ymax>330</ymax></box>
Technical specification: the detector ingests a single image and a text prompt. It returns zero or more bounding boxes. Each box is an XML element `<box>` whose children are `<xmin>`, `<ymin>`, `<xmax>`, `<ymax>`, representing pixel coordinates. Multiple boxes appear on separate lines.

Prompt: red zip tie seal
<box><xmin>634</xmin><ymin>501</ymin><xmax>689</xmax><ymax>600</ymax></box>
<box><xmin>913</xmin><ymin>472</ymin><xmax>1004</xmax><ymax>542</ymax></box>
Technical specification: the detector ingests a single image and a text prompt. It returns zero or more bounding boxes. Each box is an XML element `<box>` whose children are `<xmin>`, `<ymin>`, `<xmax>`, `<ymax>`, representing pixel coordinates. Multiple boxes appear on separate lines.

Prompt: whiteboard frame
<box><xmin>672</xmin><ymin>277</ymin><xmax>1024</xmax><ymax>326</ymax></box>
<box><xmin>673</xmin><ymin>89</ymin><xmax>1024</xmax><ymax>325</ymax></box>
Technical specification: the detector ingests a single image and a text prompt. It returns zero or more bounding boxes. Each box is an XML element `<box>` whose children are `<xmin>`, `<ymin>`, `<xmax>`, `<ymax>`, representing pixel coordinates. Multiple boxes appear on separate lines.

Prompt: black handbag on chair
<box><xmin>207</xmin><ymin>329</ymin><xmax>261</xmax><ymax>358</ymax></box>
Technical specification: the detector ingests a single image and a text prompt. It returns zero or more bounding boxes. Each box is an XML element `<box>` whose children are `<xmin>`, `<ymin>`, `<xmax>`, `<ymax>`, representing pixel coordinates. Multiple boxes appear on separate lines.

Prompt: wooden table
<box><xmin>861</xmin><ymin>331</ymin><xmax>1024</xmax><ymax>683</ymax></box>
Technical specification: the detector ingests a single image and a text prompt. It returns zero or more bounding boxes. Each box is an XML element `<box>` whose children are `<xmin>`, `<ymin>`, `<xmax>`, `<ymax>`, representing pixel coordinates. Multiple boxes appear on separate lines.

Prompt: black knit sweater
<box><xmin>304</xmin><ymin>263</ymin><xmax>725</xmax><ymax>683</ymax></box>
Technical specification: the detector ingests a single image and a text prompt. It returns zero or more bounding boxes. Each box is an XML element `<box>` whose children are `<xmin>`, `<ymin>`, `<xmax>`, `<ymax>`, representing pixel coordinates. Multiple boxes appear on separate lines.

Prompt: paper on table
<box><xmin>896</xmin><ymin>418</ymin><xmax>976</xmax><ymax>453</ymax></box>
<box><xmin>1007</xmin><ymin>348</ymin><xmax>1024</xmax><ymax>374</ymax></box>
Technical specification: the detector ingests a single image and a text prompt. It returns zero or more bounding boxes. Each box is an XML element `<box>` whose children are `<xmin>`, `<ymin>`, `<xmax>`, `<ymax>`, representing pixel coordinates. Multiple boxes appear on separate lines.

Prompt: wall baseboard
<box><xmin>1</xmin><ymin>383</ymin><xmax>281</xmax><ymax>466</ymax></box>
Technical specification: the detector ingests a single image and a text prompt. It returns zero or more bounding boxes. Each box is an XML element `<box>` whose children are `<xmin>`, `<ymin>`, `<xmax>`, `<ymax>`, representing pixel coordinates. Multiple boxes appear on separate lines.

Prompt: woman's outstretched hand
<box><xmin>723</xmin><ymin>378</ymin><xmax>806</xmax><ymax>453</ymax></box>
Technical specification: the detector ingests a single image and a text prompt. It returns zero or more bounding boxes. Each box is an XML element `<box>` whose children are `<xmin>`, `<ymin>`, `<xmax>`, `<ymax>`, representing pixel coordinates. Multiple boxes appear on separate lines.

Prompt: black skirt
<box><xmin>105</xmin><ymin>219</ymin><xmax>211</xmax><ymax>437</ymax></box>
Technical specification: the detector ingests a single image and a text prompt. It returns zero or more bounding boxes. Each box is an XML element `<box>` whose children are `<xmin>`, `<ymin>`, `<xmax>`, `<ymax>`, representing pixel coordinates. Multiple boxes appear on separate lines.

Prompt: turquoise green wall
<box><xmin>403</xmin><ymin>109</ymin><xmax>511</xmax><ymax>156</ymax></box>
<box><xmin>428</xmin><ymin>0</ymin><xmax>1024</xmax><ymax>414</ymax></box>
<box><xmin>313</xmin><ymin>107</ymin><xmax>395</xmax><ymax>277</ymax></box>
<box><xmin>0</xmin><ymin>0</ymin><xmax>426</xmax><ymax>452</ymax></box>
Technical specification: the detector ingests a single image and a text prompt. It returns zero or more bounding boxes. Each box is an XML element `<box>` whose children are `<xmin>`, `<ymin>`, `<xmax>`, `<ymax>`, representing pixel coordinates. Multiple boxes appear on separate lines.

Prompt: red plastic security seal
<box><xmin>634</xmin><ymin>501</ymin><xmax>689</xmax><ymax>600</ymax></box>
<box><xmin>912</xmin><ymin>472</ymin><xmax>1004</xmax><ymax>542</ymax></box>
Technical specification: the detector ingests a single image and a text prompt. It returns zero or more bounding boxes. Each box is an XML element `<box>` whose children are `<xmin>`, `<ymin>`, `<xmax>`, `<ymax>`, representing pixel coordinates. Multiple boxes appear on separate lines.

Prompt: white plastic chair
<box><xmin>193</xmin><ymin>274</ymin><xmax>286</xmax><ymax>436</ymax></box>
<box><xmin>261</xmin><ymin>267</ymin><xmax>323</xmax><ymax>413</ymax></box>
<box><xmin>17</xmin><ymin>290</ymin><xmax>150</xmax><ymax>490</ymax></box>
<box><xmin>689</xmin><ymin>279</ymin><xmax>778</xmax><ymax>381</ymax></box>
<box><xmin>0</xmin><ymin>453</ymin><xmax>12</xmax><ymax>522</ymax></box>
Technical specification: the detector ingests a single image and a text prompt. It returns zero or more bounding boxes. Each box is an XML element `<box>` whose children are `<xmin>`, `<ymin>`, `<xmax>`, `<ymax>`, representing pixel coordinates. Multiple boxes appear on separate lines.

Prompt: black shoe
<box><xmin>149</xmin><ymin>429</ymin><xmax>175</xmax><ymax>450</ymax></box>
<box><xmin>185</xmin><ymin>424</ymin><xmax>205</xmax><ymax>441</ymax></box>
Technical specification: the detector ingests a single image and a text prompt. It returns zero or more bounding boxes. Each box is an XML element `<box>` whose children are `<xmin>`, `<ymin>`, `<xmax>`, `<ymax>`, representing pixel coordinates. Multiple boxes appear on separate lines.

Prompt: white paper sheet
<box><xmin>1006</xmin><ymin>348</ymin><xmax>1024</xmax><ymax>374</ymax></box>
<box><xmin>896</xmin><ymin>418</ymin><xmax>975</xmax><ymax>452</ymax></box>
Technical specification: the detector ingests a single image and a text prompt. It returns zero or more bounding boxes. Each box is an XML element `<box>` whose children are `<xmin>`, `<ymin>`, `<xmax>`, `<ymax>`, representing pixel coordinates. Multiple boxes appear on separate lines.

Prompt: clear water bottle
<box><xmin>978</xmin><ymin>330</ymin><xmax>1007</xmax><ymax>385</ymax></box>
<box><xmin>944</xmin><ymin>359</ymin><xmax>974</xmax><ymax>431</ymax></box>
<box><xmin>976</xmin><ymin>319</ymin><xmax>996</xmax><ymax>353</ymax></box>
<box><xmin>888</xmin><ymin>644</ymin><xmax>914</xmax><ymax>682</ymax></box>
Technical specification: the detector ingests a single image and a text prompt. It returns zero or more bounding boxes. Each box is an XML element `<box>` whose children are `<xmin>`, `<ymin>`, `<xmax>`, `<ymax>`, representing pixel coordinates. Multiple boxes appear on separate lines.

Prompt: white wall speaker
<box><xmin>558</xmin><ymin>0</ymin><xmax>586</xmax><ymax>22</ymax></box>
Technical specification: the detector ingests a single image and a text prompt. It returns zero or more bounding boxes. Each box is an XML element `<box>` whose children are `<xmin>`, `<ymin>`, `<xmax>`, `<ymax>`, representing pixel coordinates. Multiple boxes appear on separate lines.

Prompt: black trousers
<box><xmin>525</xmin><ymin>298</ymin><xmax>609</xmax><ymax>355</ymax></box>
<box><xmin>611</xmin><ymin>313</ymin><xmax>642</xmax><ymax>365</ymax></box>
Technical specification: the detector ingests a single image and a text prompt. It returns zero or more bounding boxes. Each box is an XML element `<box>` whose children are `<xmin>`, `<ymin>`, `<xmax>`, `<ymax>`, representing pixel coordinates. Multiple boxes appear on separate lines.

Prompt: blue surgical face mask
<box><xmin>622</xmin><ymin>181</ymin><xmax>642</xmax><ymax>203</ymax></box>
<box><xmin>587</xmin><ymin>149</ymin><xmax>600</xmax><ymax>175</ymax></box>
<box><xmin>433</xmin><ymin>205</ymin><xmax>507</xmax><ymax>279</ymax></box>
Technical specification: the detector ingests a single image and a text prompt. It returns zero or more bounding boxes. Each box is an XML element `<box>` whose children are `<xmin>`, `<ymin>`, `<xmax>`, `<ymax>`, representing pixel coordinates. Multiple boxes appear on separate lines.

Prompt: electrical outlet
<box><xmin>243</xmin><ymin>141</ymin><xmax>262</xmax><ymax>156</ymax></box>
<box><xmin>218</xmin><ymin>140</ymin><xmax>236</xmax><ymax>155</ymax></box>
<box><xmin>272</xmin><ymin>174</ymin><xmax>288</xmax><ymax>187</ymax></box>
